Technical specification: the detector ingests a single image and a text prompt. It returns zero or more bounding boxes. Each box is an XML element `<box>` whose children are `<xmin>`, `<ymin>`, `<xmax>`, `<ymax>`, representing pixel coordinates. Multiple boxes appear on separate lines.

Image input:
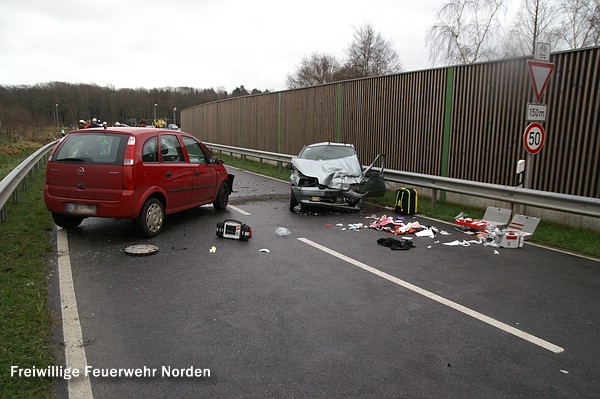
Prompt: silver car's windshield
<box><xmin>298</xmin><ymin>145</ymin><xmax>356</xmax><ymax>161</ymax></box>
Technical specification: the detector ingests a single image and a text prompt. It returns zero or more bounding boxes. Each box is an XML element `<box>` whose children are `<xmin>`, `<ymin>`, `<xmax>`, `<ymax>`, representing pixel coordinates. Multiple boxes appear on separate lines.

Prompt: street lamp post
<box><xmin>154</xmin><ymin>103</ymin><xmax>157</xmax><ymax>123</ymax></box>
<box><xmin>55</xmin><ymin>103</ymin><xmax>59</xmax><ymax>128</ymax></box>
<box><xmin>173</xmin><ymin>107</ymin><xmax>177</xmax><ymax>126</ymax></box>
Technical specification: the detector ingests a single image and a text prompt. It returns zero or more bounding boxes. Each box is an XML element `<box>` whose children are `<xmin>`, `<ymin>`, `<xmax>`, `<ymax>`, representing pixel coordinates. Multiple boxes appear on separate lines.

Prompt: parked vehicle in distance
<box><xmin>167</xmin><ymin>124</ymin><xmax>179</xmax><ymax>130</ymax></box>
<box><xmin>289</xmin><ymin>142</ymin><xmax>386</xmax><ymax>212</ymax></box>
<box><xmin>44</xmin><ymin>127</ymin><xmax>234</xmax><ymax>237</ymax></box>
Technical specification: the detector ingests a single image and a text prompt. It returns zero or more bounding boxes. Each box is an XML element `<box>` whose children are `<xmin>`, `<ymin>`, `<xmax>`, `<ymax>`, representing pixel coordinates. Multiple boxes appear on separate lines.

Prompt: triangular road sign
<box><xmin>528</xmin><ymin>60</ymin><xmax>555</xmax><ymax>102</ymax></box>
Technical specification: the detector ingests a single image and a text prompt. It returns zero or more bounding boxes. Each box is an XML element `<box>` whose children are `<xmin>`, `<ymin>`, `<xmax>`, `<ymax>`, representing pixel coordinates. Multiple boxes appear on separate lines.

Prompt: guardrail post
<box><xmin>432</xmin><ymin>188</ymin><xmax>437</xmax><ymax>209</ymax></box>
<box><xmin>0</xmin><ymin>206</ymin><xmax>6</xmax><ymax>223</ymax></box>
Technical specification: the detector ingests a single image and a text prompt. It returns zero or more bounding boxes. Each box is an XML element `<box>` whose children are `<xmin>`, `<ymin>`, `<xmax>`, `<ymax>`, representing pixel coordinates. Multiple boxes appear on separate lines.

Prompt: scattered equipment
<box><xmin>394</xmin><ymin>188</ymin><xmax>418</xmax><ymax>215</ymax></box>
<box><xmin>216</xmin><ymin>220</ymin><xmax>252</xmax><ymax>240</ymax></box>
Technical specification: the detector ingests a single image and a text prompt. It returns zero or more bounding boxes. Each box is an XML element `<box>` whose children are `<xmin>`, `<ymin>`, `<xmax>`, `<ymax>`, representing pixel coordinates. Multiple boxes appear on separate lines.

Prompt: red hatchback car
<box><xmin>44</xmin><ymin>127</ymin><xmax>234</xmax><ymax>237</ymax></box>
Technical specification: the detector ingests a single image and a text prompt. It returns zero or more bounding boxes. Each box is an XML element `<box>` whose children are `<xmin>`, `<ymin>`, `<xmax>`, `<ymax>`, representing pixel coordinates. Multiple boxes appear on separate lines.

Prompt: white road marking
<box><xmin>57</xmin><ymin>228</ymin><xmax>94</xmax><ymax>398</ymax></box>
<box><xmin>228</xmin><ymin>204</ymin><xmax>251</xmax><ymax>215</ymax></box>
<box><xmin>298</xmin><ymin>237</ymin><xmax>564</xmax><ymax>354</ymax></box>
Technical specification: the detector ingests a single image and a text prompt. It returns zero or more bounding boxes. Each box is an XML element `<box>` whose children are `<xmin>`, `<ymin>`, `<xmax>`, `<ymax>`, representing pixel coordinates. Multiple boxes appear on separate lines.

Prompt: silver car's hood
<box><xmin>291</xmin><ymin>156</ymin><xmax>363</xmax><ymax>189</ymax></box>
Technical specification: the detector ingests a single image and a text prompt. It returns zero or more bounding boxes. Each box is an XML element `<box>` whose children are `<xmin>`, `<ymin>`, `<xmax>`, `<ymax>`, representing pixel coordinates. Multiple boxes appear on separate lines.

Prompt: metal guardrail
<box><xmin>0</xmin><ymin>141</ymin><xmax>57</xmax><ymax>223</ymax></box>
<box><xmin>206</xmin><ymin>142</ymin><xmax>600</xmax><ymax>219</ymax></box>
<box><xmin>207</xmin><ymin>142</ymin><xmax>295</xmax><ymax>164</ymax></box>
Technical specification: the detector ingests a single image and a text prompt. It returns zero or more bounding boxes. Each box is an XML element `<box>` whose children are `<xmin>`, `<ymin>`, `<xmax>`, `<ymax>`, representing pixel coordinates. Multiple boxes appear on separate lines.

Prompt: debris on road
<box><xmin>368</xmin><ymin>215</ymin><xmax>433</xmax><ymax>236</ymax></box>
<box><xmin>124</xmin><ymin>244</ymin><xmax>159</xmax><ymax>256</ymax></box>
<box><xmin>324</xmin><ymin>210</ymin><xmax>540</xmax><ymax>253</ymax></box>
<box><xmin>377</xmin><ymin>237</ymin><xmax>416</xmax><ymax>250</ymax></box>
<box><xmin>454</xmin><ymin>207</ymin><xmax>541</xmax><ymax>248</ymax></box>
<box><xmin>274</xmin><ymin>227</ymin><xmax>291</xmax><ymax>236</ymax></box>
<box><xmin>216</xmin><ymin>220</ymin><xmax>252</xmax><ymax>240</ymax></box>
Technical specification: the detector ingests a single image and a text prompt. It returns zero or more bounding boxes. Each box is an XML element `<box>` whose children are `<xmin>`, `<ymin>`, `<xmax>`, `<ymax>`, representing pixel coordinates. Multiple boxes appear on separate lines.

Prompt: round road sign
<box><xmin>523</xmin><ymin>122</ymin><xmax>545</xmax><ymax>155</ymax></box>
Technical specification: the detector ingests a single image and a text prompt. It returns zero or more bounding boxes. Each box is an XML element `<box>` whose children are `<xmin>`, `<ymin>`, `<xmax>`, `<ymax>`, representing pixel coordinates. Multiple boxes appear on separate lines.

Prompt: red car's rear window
<box><xmin>53</xmin><ymin>133</ymin><xmax>128</xmax><ymax>165</ymax></box>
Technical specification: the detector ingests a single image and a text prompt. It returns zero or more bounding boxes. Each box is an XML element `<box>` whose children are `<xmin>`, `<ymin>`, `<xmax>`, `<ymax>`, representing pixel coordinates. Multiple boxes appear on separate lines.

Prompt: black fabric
<box><xmin>377</xmin><ymin>237</ymin><xmax>415</xmax><ymax>250</ymax></box>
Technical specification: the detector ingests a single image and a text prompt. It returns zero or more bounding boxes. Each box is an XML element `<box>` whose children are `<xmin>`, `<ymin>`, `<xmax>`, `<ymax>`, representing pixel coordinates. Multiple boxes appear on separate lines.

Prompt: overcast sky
<box><xmin>0</xmin><ymin>0</ymin><xmax>518</xmax><ymax>93</ymax></box>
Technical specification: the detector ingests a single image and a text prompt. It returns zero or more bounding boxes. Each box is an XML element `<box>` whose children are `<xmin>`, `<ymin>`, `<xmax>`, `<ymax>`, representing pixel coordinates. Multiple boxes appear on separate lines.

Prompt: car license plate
<box><xmin>65</xmin><ymin>203</ymin><xmax>97</xmax><ymax>215</ymax></box>
<box><xmin>309</xmin><ymin>196</ymin><xmax>321</xmax><ymax>202</ymax></box>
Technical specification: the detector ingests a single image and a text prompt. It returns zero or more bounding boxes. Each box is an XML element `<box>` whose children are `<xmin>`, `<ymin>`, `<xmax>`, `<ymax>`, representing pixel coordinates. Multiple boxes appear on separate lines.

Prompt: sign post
<box><xmin>523</xmin><ymin>43</ymin><xmax>554</xmax><ymax>189</ymax></box>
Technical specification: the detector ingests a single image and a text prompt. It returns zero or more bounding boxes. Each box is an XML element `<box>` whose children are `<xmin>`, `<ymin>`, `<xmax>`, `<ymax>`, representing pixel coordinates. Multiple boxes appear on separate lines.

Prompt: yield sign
<box><xmin>528</xmin><ymin>60</ymin><xmax>555</xmax><ymax>102</ymax></box>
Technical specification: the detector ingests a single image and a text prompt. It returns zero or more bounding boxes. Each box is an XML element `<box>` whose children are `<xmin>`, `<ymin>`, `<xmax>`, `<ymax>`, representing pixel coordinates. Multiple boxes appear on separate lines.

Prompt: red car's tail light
<box><xmin>123</xmin><ymin>135</ymin><xmax>136</xmax><ymax>190</ymax></box>
<box><xmin>124</xmin><ymin>136</ymin><xmax>136</xmax><ymax>165</ymax></box>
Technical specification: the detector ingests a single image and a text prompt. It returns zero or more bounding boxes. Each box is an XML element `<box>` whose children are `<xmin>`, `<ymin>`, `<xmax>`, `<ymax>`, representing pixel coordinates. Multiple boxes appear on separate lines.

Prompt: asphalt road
<box><xmin>49</xmin><ymin>167</ymin><xmax>600</xmax><ymax>398</ymax></box>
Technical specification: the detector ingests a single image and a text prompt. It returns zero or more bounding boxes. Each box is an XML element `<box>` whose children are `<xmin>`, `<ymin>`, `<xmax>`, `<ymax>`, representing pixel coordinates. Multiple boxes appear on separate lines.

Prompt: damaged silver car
<box><xmin>289</xmin><ymin>142</ymin><xmax>386</xmax><ymax>212</ymax></box>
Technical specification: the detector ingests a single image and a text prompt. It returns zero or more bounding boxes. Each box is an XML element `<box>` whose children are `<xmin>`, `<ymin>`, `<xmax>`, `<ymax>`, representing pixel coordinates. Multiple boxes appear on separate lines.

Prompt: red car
<box><xmin>44</xmin><ymin>127</ymin><xmax>234</xmax><ymax>237</ymax></box>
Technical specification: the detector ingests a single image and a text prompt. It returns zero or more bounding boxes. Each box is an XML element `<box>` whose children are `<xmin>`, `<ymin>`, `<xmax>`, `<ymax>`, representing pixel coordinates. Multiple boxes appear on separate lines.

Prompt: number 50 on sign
<box><xmin>523</xmin><ymin>122</ymin><xmax>546</xmax><ymax>155</ymax></box>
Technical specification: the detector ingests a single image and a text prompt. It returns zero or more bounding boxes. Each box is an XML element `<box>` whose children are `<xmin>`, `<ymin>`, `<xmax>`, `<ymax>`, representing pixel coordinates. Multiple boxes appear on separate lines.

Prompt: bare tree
<box><xmin>285</xmin><ymin>24</ymin><xmax>403</xmax><ymax>88</ymax></box>
<box><xmin>426</xmin><ymin>0</ymin><xmax>505</xmax><ymax>65</ymax></box>
<box><xmin>342</xmin><ymin>23</ymin><xmax>404</xmax><ymax>79</ymax></box>
<box><xmin>555</xmin><ymin>0</ymin><xmax>600</xmax><ymax>48</ymax></box>
<box><xmin>502</xmin><ymin>0</ymin><xmax>561</xmax><ymax>57</ymax></box>
<box><xmin>286</xmin><ymin>53</ymin><xmax>341</xmax><ymax>89</ymax></box>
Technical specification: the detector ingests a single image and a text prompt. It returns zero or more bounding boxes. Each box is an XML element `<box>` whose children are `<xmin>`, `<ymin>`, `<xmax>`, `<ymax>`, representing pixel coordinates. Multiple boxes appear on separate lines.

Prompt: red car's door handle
<box><xmin>166</xmin><ymin>171</ymin><xmax>172</xmax><ymax>178</ymax></box>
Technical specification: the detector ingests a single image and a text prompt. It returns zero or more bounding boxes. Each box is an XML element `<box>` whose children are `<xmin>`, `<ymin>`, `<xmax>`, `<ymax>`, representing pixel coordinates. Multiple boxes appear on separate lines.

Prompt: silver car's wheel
<box><xmin>136</xmin><ymin>198</ymin><xmax>164</xmax><ymax>237</ymax></box>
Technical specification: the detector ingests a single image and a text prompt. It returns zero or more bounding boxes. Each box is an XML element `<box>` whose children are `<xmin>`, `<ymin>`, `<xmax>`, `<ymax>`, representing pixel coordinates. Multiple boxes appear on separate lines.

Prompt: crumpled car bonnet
<box><xmin>291</xmin><ymin>155</ymin><xmax>363</xmax><ymax>189</ymax></box>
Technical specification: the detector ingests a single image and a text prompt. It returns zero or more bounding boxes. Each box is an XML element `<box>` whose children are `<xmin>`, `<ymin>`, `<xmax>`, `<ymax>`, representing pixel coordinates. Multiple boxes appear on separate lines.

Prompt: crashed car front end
<box><xmin>289</xmin><ymin>143</ymin><xmax>385</xmax><ymax>212</ymax></box>
<box><xmin>290</xmin><ymin>162</ymin><xmax>365</xmax><ymax>211</ymax></box>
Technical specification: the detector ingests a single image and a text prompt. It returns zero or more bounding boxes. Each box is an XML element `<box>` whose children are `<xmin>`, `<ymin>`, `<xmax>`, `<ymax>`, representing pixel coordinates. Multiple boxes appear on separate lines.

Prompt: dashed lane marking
<box><xmin>228</xmin><ymin>204</ymin><xmax>251</xmax><ymax>215</ymax></box>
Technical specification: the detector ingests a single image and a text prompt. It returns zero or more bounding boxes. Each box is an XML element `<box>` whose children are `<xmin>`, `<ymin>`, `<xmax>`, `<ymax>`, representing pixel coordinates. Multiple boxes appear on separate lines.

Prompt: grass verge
<box><xmin>1</xmin><ymin>143</ymin><xmax>56</xmax><ymax>399</ymax></box>
<box><xmin>216</xmin><ymin>152</ymin><xmax>600</xmax><ymax>258</ymax></box>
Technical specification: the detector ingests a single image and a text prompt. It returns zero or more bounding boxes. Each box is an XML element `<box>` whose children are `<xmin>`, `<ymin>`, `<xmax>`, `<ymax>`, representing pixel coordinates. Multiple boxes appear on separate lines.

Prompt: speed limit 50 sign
<box><xmin>523</xmin><ymin>122</ymin><xmax>546</xmax><ymax>154</ymax></box>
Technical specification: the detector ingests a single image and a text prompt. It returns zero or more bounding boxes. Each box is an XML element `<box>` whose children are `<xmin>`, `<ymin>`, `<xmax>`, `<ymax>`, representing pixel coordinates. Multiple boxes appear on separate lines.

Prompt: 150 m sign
<box><xmin>523</xmin><ymin>122</ymin><xmax>546</xmax><ymax>155</ymax></box>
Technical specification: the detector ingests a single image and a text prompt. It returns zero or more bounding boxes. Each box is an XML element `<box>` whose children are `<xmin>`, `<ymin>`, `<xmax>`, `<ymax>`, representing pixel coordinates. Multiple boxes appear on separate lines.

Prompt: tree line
<box><xmin>0</xmin><ymin>82</ymin><xmax>265</xmax><ymax>139</ymax></box>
